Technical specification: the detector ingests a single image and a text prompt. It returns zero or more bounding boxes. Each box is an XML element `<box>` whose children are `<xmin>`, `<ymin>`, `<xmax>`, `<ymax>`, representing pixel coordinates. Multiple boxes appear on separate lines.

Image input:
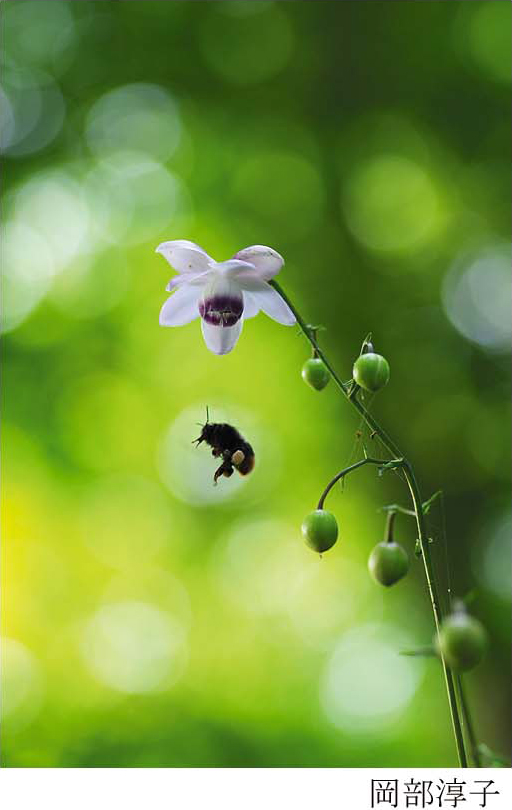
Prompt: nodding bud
<box><xmin>231</xmin><ymin>450</ymin><xmax>245</xmax><ymax>466</ymax></box>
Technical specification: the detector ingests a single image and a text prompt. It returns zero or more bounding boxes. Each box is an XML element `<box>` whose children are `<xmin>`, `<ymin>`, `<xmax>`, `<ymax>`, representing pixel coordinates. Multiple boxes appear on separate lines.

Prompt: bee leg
<box><xmin>213</xmin><ymin>459</ymin><xmax>233</xmax><ymax>485</ymax></box>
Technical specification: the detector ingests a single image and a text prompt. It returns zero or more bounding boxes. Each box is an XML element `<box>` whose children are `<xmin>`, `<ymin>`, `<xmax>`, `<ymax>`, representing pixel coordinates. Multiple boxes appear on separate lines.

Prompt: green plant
<box><xmin>368</xmin><ymin>512</ymin><xmax>409</xmax><ymax>586</ymax></box>
<box><xmin>437</xmin><ymin>602</ymin><xmax>488</xmax><ymax>672</ymax></box>
<box><xmin>353</xmin><ymin>348</ymin><xmax>390</xmax><ymax>392</ymax></box>
<box><xmin>302</xmin><ymin>357</ymin><xmax>330</xmax><ymax>391</ymax></box>
<box><xmin>271</xmin><ymin>279</ymin><xmax>488</xmax><ymax>768</ymax></box>
<box><xmin>302</xmin><ymin>509</ymin><xmax>339</xmax><ymax>553</ymax></box>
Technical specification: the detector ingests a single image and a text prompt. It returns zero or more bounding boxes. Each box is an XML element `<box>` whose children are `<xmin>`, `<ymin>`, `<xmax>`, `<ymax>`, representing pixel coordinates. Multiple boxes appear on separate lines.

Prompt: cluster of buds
<box><xmin>301</xmin><ymin>338</ymin><xmax>391</xmax><ymax>558</ymax></box>
<box><xmin>300</xmin><ymin>337</ymin><xmax>487</xmax><ymax>674</ymax></box>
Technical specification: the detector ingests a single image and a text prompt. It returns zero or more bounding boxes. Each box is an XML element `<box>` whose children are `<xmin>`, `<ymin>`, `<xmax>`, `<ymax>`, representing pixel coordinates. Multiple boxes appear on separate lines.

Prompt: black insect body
<box><xmin>194</xmin><ymin>421</ymin><xmax>255</xmax><ymax>484</ymax></box>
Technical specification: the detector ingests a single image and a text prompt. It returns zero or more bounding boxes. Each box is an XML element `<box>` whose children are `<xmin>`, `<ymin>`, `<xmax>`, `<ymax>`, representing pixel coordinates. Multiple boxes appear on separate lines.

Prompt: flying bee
<box><xmin>193</xmin><ymin>409</ymin><xmax>255</xmax><ymax>485</ymax></box>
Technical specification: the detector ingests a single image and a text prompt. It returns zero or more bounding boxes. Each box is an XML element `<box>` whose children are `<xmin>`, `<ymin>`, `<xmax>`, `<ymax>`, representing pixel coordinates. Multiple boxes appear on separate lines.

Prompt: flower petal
<box><xmin>201</xmin><ymin>319</ymin><xmax>243</xmax><ymax>355</ymax></box>
<box><xmin>242</xmin><ymin>291</ymin><xmax>260</xmax><ymax>319</ymax></box>
<box><xmin>159</xmin><ymin>285</ymin><xmax>201</xmax><ymax>326</ymax></box>
<box><xmin>238</xmin><ymin>279</ymin><xmax>295</xmax><ymax>325</ymax></box>
<box><xmin>233</xmin><ymin>245</ymin><xmax>284</xmax><ymax>280</ymax></box>
<box><xmin>166</xmin><ymin>270</ymin><xmax>212</xmax><ymax>291</ymax></box>
<box><xmin>156</xmin><ymin>240</ymin><xmax>213</xmax><ymax>273</ymax></box>
<box><xmin>215</xmin><ymin>259</ymin><xmax>256</xmax><ymax>277</ymax></box>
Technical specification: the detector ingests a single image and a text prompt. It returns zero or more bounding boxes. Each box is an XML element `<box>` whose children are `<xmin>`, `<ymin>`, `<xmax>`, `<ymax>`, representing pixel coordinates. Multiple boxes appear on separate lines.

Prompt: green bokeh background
<box><xmin>1</xmin><ymin>1</ymin><xmax>511</xmax><ymax>768</ymax></box>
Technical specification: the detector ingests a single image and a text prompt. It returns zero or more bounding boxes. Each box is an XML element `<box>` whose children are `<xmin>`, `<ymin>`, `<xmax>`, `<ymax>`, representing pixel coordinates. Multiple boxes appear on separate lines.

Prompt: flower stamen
<box><xmin>199</xmin><ymin>294</ymin><xmax>243</xmax><ymax>327</ymax></box>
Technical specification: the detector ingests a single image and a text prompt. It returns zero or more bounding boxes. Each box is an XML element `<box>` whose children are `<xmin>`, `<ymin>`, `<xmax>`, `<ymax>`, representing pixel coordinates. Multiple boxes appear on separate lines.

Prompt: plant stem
<box><xmin>457</xmin><ymin>674</ymin><xmax>482</xmax><ymax>767</ymax></box>
<box><xmin>384</xmin><ymin>510</ymin><xmax>397</xmax><ymax>543</ymax></box>
<box><xmin>317</xmin><ymin>457</ymin><xmax>397</xmax><ymax>509</ymax></box>
<box><xmin>271</xmin><ymin>279</ymin><xmax>468</xmax><ymax>768</ymax></box>
<box><xmin>401</xmin><ymin>462</ymin><xmax>468</xmax><ymax>768</ymax></box>
<box><xmin>382</xmin><ymin>503</ymin><xmax>417</xmax><ymax>518</ymax></box>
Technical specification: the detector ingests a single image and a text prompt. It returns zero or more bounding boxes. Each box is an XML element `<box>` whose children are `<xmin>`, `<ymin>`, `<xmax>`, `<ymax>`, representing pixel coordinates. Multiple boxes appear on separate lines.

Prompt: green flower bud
<box><xmin>436</xmin><ymin>610</ymin><xmax>487</xmax><ymax>672</ymax></box>
<box><xmin>302</xmin><ymin>509</ymin><xmax>338</xmax><ymax>553</ymax></box>
<box><xmin>353</xmin><ymin>353</ymin><xmax>390</xmax><ymax>392</ymax></box>
<box><xmin>302</xmin><ymin>358</ymin><xmax>330</xmax><ymax>391</ymax></box>
<box><xmin>368</xmin><ymin>541</ymin><xmax>409</xmax><ymax>586</ymax></box>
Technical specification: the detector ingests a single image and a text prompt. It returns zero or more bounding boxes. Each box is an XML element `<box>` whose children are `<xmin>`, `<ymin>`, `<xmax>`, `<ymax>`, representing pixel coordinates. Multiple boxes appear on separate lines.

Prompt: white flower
<box><xmin>156</xmin><ymin>240</ymin><xmax>296</xmax><ymax>355</ymax></box>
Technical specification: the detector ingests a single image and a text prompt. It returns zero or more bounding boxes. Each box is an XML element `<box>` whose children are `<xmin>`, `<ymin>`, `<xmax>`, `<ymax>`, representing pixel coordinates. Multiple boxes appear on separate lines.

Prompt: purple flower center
<box><xmin>199</xmin><ymin>294</ymin><xmax>243</xmax><ymax>327</ymax></box>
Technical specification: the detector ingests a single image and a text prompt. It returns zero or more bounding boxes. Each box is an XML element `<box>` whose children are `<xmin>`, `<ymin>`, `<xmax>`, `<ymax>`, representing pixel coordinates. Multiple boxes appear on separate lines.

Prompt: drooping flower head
<box><xmin>156</xmin><ymin>240</ymin><xmax>296</xmax><ymax>354</ymax></box>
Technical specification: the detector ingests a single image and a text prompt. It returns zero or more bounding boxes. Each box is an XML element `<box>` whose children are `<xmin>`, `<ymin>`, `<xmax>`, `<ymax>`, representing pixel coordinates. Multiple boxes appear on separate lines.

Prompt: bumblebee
<box><xmin>194</xmin><ymin>411</ymin><xmax>255</xmax><ymax>484</ymax></box>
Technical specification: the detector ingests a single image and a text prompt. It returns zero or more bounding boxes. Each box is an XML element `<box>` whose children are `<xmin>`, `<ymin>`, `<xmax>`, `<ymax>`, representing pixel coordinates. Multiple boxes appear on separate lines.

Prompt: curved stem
<box><xmin>271</xmin><ymin>279</ymin><xmax>468</xmax><ymax>768</ymax></box>
<box><xmin>384</xmin><ymin>510</ymin><xmax>397</xmax><ymax>543</ymax></box>
<box><xmin>317</xmin><ymin>457</ymin><xmax>392</xmax><ymax>509</ymax></box>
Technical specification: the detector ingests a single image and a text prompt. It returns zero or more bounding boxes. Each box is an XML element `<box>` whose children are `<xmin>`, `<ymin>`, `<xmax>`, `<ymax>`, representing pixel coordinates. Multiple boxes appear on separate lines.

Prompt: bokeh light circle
<box><xmin>342</xmin><ymin>154</ymin><xmax>443</xmax><ymax>253</ymax></box>
<box><xmin>442</xmin><ymin>243</ymin><xmax>512</xmax><ymax>352</ymax></box>
<box><xmin>80</xmin><ymin>601</ymin><xmax>188</xmax><ymax>694</ymax></box>
<box><xmin>321</xmin><ymin>624</ymin><xmax>424</xmax><ymax>732</ymax></box>
<box><xmin>102</xmin><ymin>569</ymin><xmax>193</xmax><ymax>633</ymax></box>
<box><xmin>1</xmin><ymin>221</ymin><xmax>55</xmax><ymax>334</ymax></box>
<box><xmin>56</xmin><ymin>372</ymin><xmax>158</xmax><ymax>472</ymax></box>
<box><xmin>213</xmin><ymin>520</ymin><xmax>382</xmax><ymax>649</ymax></box>
<box><xmin>84</xmin><ymin>151</ymin><xmax>192</xmax><ymax>245</ymax></box>
<box><xmin>466</xmin><ymin>2</ymin><xmax>512</xmax><ymax>86</ymax></box>
<box><xmin>232</xmin><ymin>151</ymin><xmax>324</xmax><ymax>239</ymax></box>
<box><xmin>2</xmin><ymin>1</ymin><xmax>77</xmax><ymax>74</ymax></box>
<box><xmin>49</xmin><ymin>248</ymin><xmax>129</xmax><ymax>320</ymax></box>
<box><xmin>287</xmin><ymin>558</ymin><xmax>381</xmax><ymax>651</ymax></box>
<box><xmin>472</xmin><ymin>512</ymin><xmax>512</xmax><ymax>602</ymax></box>
<box><xmin>1</xmin><ymin>64</ymin><xmax>65</xmax><ymax>156</ymax></box>
<box><xmin>200</xmin><ymin>3</ymin><xmax>293</xmax><ymax>85</ymax></box>
<box><xmin>11</xmin><ymin>170</ymin><xmax>91</xmax><ymax>272</ymax></box>
<box><xmin>85</xmin><ymin>83</ymin><xmax>181</xmax><ymax>163</ymax></box>
<box><xmin>212</xmin><ymin>519</ymin><xmax>305</xmax><ymax>616</ymax></box>
<box><xmin>78</xmin><ymin>476</ymin><xmax>173</xmax><ymax>570</ymax></box>
<box><xmin>0</xmin><ymin>87</ymin><xmax>16</xmax><ymax>149</ymax></box>
<box><xmin>1</xmin><ymin>638</ymin><xmax>44</xmax><ymax>732</ymax></box>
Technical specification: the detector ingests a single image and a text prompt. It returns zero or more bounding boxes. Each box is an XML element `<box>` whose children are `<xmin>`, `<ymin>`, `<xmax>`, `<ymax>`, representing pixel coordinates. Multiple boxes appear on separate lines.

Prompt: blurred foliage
<box><xmin>1</xmin><ymin>1</ymin><xmax>511</xmax><ymax>768</ymax></box>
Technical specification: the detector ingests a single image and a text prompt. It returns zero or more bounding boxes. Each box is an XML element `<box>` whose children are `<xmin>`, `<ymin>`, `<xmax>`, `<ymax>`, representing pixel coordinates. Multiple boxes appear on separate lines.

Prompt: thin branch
<box><xmin>316</xmin><ymin>457</ymin><xmax>398</xmax><ymax>509</ymax></box>
<box><xmin>457</xmin><ymin>675</ymin><xmax>482</xmax><ymax>767</ymax></box>
<box><xmin>271</xmin><ymin>279</ymin><xmax>469</xmax><ymax>768</ymax></box>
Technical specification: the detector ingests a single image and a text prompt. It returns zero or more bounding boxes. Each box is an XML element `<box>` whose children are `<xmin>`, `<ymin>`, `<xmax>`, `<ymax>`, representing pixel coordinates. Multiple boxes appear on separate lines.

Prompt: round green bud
<box><xmin>302</xmin><ymin>509</ymin><xmax>338</xmax><ymax>554</ymax></box>
<box><xmin>368</xmin><ymin>541</ymin><xmax>409</xmax><ymax>586</ymax></box>
<box><xmin>302</xmin><ymin>358</ymin><xmax>330</xmax><ymax>391</ymax></box>
<box><xmin>353</xmin><ymin>353</ymin><xmax>390</xmax><ymax>392</ymax></box>
<box><xmin>436</xmin><ymin>612</ymin><xmax>487</xmax><ymax>672</ymax></box>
